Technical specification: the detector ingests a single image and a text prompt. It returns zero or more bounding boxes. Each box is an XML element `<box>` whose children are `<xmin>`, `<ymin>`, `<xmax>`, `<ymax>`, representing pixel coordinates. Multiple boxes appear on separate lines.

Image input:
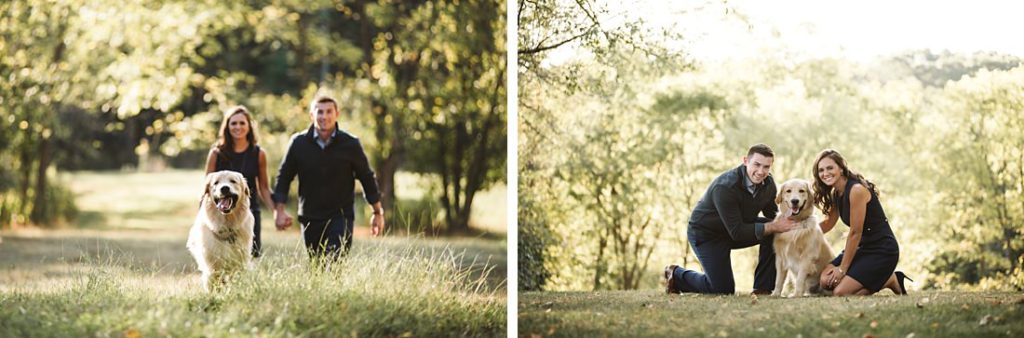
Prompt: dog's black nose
<box><xmin>790</xmin><ymin>199</ymin><xmax>799</xmax><ymax>205</ymax></box>
<box><xmin>220</xmin><ymin>186</ymin><xmax>230</xmax><ymax>194</ymax></box>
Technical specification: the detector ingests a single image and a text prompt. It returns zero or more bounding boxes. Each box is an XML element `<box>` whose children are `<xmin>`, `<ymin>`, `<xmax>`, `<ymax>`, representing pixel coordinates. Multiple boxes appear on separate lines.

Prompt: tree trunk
<box><xmin>593</xmin><ymin>230</ymin><xmax>607</xmax><ymax>290</ymax></box>
<box><xmin>18</xmin><ymin>138</ymin><xmax>33</xmax><ymax>218</ymax></box>
<box><xmin>446</xmin><ymin>122</ymin><xmax>469</xmax><ymax>233</ymax></box>
<box><xmin>372</xmin><ymin>100</ymin><xmax>402</xmax><ymax>220</ymax></box>
<box><xmin>29</xmin><ymin>135</ymin><xmax>51</xmax><ymax>225</ymax></box>
<box><xmin>439</xmin><ymin>134</ymin><xmax>454</xmax><ymax>228</ymax></box>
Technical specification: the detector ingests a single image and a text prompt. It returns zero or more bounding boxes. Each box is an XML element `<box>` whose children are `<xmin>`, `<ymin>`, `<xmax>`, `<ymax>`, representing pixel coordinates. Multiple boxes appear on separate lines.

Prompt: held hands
<box><xmin>274</xmin><ymin>209</ymin><xmax>293</xmax><ymax>230</ymax></box>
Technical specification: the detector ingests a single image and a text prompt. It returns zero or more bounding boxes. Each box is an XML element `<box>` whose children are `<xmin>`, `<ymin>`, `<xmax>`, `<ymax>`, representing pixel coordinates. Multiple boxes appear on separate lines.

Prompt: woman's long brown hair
<box><xmin>812</xmin><ymin>149</ymin><xmax>878</xmax><ymax>215</ymax></box>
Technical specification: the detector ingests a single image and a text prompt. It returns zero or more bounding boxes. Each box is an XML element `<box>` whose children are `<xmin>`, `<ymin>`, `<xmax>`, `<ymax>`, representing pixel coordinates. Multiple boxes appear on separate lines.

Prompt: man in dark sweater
<box><xmin>664</xmin><ymin>144</ymin><xmax>797</xmax><ymax>295</ymax></box>
<box><xmin>272</xmin><ymin>95</ymin><xmax>385</xmax><ymax>258</ymax></box>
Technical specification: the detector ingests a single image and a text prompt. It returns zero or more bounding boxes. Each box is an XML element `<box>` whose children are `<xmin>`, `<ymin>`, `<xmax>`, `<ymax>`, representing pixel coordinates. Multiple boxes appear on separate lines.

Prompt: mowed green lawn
<box><xmin>0</xmin><ymin>170</ymin><xmax>506</xmax><ymax>337</ymax></box>
<box><xmin>520</xmin><ymin>290</ymin><xmax>1024</xmax><ymax>337</ymax></box>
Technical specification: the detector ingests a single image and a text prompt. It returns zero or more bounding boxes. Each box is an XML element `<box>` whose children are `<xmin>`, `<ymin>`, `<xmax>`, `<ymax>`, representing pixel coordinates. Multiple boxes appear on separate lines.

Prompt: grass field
<box><xmin>0</xmin><ymin>170</ymin><xmax>506</xmax><ymax>337</ymax></box>
<box><xmin>520</xmin><ymin>290</ymin><xmax>1024</xmax><ymax>337</ymax></box>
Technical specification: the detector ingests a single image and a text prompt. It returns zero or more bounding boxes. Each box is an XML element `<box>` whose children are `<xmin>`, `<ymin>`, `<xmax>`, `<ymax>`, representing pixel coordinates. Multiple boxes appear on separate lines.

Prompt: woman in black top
<box><xmin>205</xmin><ymin>106</ymin><xmax>276</xmax><ymax>257</ymax></box>
<box><xmin>813</xmin><ymin>149</ymin><xmax>911</xmax><ymax>296</ymax></box>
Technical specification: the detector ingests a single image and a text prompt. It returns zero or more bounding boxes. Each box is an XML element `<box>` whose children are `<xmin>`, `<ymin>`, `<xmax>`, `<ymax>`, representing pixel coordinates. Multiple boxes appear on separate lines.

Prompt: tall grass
<box><xmin>0</xmin><ymin>238</ymin><xmax>505</xmax><ymax>337</ymax></box>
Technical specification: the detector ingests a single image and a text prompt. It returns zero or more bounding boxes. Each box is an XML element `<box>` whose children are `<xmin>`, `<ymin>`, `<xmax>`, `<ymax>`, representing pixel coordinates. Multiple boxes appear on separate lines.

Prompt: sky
<box><xmin>546</xmin><ymin>0</ymin><xmax>1024</xmax><ymax>64</ymax></box>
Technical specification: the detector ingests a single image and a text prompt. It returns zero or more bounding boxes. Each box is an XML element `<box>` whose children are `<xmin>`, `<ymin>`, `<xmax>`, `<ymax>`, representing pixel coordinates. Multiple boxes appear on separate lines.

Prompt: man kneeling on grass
<box><xmin>664</xmin><ymin>144</ymin><xmax>798</xmax><ymax>295</ymax></box>
<box><xmin>272</xmin><ymin>95</ymin><xmax>386</xmax><ymax>260</ymax></box>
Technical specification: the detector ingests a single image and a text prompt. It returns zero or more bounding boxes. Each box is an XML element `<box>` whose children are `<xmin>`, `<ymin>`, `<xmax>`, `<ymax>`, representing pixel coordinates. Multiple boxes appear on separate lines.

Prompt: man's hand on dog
<box><xmin>767</xmin><ymin>216</ymin><xmax>798</xmax><ymax>234</ymax></box>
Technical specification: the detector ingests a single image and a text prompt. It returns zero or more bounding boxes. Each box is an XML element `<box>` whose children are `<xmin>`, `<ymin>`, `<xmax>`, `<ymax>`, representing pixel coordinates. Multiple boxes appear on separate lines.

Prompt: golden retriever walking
<box><xmin>187</xmin><ymin>171</ymin><xmax>254</xmax><ymax>291</ymax></box>
<box><xmin>772</xmin><ymin>179</ymin><xmax>834</xmax><ymax>297</ymax></box>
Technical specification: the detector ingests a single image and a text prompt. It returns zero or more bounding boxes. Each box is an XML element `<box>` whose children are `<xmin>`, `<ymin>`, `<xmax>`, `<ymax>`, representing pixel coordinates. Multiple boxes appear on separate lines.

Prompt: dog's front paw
<box><xmin>771</xmin><ymin>291</ymin><xmax>782</xmax><ymax>297</ymax></box>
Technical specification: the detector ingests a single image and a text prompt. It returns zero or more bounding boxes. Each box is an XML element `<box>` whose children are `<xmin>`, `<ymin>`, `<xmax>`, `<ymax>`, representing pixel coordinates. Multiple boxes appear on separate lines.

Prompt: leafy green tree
<box><xmin>926</xmin><ymin>67</ymin><xmax>1024</xmax><ymax>290</ymax></box>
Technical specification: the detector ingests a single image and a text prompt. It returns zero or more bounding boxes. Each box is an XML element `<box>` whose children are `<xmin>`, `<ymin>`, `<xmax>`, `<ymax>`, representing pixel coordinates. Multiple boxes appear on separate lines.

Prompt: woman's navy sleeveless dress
<box><xmin>831</xmin><ymin>177</ymin><xmax>899</xmax><ymax>292</ymax></box>
<box><xmin>215</xmin><ymin>144</ymin><xmax>263</xmax><ymax>257</ymax></box>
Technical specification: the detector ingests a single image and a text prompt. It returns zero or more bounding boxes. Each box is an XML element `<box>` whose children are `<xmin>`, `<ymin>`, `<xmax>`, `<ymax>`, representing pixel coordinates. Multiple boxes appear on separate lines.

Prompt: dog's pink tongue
<box><xmin>217</xmin><ymin>198</ymin><xmax>232</xmax><ymax>212</ymax></box>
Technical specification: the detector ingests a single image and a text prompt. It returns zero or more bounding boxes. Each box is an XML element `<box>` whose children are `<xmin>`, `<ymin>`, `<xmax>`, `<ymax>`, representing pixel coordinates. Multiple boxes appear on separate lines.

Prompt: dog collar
<box><xmin>213</xmin><ymin>228</ymin><xmax>237</xmax><ymax>243</ymax></box>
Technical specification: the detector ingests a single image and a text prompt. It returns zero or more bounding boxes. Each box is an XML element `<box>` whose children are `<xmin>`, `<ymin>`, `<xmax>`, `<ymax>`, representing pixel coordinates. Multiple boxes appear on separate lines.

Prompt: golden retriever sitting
<box><xmin>186</xmin><ymin>171</ymin><xmax>254</xmax><ymax>291</ymax></box>
<box><xmin>772</xmin><ymin>178</ymin><xmax>834</xmax><ymax>297</ymax></box>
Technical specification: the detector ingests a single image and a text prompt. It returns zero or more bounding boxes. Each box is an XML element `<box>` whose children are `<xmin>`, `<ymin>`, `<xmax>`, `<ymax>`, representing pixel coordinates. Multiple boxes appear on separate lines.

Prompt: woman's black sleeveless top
<box><xmin>838</xmin><ymin>178</ymin><xmax>898</xmax><ymax>251</ymax></box>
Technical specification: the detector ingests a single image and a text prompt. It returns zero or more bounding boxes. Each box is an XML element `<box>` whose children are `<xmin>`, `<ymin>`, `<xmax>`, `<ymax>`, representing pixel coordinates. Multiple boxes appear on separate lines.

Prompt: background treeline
<box><xmin>0</xmin><ymin>0</ymin><xmax>505</xmax><ymax>233</ymax></box>
<box><xmin>518</xmin><ymin>1</ymin><xmax>1024</xmax><ymax>291</ymax></box>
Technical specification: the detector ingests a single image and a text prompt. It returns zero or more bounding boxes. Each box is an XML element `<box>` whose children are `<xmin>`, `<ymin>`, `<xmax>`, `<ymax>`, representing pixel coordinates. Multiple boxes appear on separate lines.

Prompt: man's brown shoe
<box><xmin>664</xmin><ymin>265</ymin><xmax>682</xmax><ymax>294</ymax></box>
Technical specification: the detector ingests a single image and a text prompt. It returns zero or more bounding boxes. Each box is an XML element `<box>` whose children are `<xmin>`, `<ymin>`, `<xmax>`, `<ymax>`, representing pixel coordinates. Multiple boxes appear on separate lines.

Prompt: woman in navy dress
<box><xmin>812</xmin><ymin>149</ymin><xmax>911</xmax><ymax>296</ymax></box>
<box><xmin>205</xmin><ymin>106</ymin><xmax>276</xmax><ymax>257</ymax></box>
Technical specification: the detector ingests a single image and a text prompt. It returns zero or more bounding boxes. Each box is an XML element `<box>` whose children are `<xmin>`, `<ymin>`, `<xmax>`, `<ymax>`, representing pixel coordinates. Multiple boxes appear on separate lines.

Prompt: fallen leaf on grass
<box><xmin>716</xmin><ymin>330</ymin><xmax>728</xmax><ymax>337</ymax></box>
<box><xmin>855</xmin><ymin>312</ymin><xmax>864</xmax><ymax>318</ymax></box>
<box><xmin>124</xmin><ymin>329</ymin><xmax>141</xmax><ymax>338</ymax></box>
<box><xmin>862</xmin><ymin>335</ymin><xmax>877</xmax><ymax>338</ymax></box>
<box><xmin>547</xmin><ymin>325</ymin><xmax>557</xmax><ymax>335</ymax></box>
<box><xmin>870</xmin><ymin>320</ymin><xmax>878</xmax><ymax>328</ymax></box>
<box><xmin>905</xmin><ymin>333</ymin><xmax>915</xmax><ymax>338</ymax></box>
<box><xmin>930</xmin><ymin>322</ymin><xmax>940</xmax><ymax>329</ymax></box>
<box><xmin>961</xmin><ymin>304</ymin><xmax>971</xmax><ymax>310</ymax></box>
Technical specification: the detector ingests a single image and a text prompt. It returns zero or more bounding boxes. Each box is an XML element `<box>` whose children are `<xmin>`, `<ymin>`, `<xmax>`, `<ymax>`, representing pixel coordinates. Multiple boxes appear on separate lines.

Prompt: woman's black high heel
<box><xmin>895</xmin><ymin>271</ymin><xmax>913</xmax><ymax>295</ymax></box>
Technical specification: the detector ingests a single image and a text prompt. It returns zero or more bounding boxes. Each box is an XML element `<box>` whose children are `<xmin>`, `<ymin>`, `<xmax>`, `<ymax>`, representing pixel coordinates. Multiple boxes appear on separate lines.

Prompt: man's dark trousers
<box><xmin>672</xmin><ymin>227</ymin><xmax>776</xmax><ymax>294</ymax></box>
<box><xmin>300</xmin><ymin>214</ymin><xmax>354</xmax><ymax>259</ymax></box>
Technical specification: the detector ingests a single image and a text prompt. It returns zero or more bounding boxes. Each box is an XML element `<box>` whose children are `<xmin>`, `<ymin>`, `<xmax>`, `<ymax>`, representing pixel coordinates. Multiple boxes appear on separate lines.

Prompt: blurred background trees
<box><xmin>0</xmin><ymin>0</ymin><xmax>505</xmax><ymax>234</ymax></box>
<box><xmin>518</xmin><ymin>0</ymin><xmax>1024</xmax><ymax>291</ymax></box>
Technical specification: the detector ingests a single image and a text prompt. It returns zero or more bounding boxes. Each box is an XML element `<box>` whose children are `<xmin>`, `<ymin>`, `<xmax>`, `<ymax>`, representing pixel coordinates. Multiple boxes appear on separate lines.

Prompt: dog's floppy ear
<box><xmin>240</xmin><ymin>175</ymin><xmax>250</xmax><ymax>197</ymax></box>
<box><xmin>203</xmin><ymin>172</ymin><xmax>214</xmax><ymax>200</ymax></box>
<box><xmin>775</xmin><ymin>183</ymin><xmax>785</xmax><ymax>205</ymax></box>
